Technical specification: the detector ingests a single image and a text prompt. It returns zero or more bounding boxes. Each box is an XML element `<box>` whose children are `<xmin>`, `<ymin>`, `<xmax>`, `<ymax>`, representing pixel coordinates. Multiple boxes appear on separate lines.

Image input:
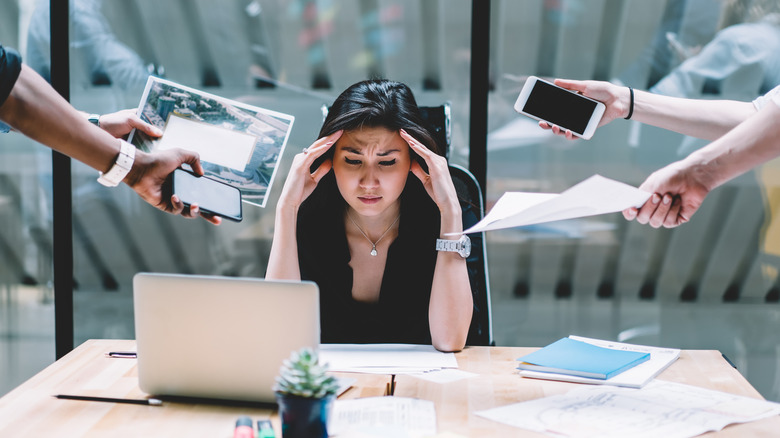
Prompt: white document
<box><xmin>319</xmin><ymin>344</ymin><xmax>458</xmax><ymax>374</ymax></box>
<box><xmin>518</xmin><ymin>335</ymin><xmax>680</xmax><ymax>388</ymax></box>
<box><xmin>329</xmin><ymin>397</ymin><xmax>436</xmax><ymax>437</ymax></box>
<box><xmin>476</xmin><ymin>380</ymin><xmax>780</xmax><ymax>438</ymax></box>
<box><xmin>157</xmin><ymin>115</ymin><xmax>257</xmax><ymax>171</ymax></box>
<box><xmin>462</xmin><ymin>175</ymin><xmax>651</xmax><ymax>234</ymax></box>
<box><xmin>410</xmin><ymin>369</ymin><xmax>477</xmax><ymax>384</ymax></box>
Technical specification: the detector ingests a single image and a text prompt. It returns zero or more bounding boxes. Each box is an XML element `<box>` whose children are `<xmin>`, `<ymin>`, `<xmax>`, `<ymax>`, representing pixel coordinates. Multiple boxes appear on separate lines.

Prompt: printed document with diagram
<box><xmin>128</xmin><ymin>76</ymin><xmax>294</xmax><ymax>207</ymax></box>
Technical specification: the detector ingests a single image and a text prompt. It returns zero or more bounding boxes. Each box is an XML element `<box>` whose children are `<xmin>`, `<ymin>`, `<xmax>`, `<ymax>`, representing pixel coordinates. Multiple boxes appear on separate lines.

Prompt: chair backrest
<box><xmin>449</xmin><ymin>164</ymin><xmax>493</xmax><ymax>346</ymax></box>
<box><xmin>418</xmin><ymin>104</ymin><xmax>451</xmax><ymax>160</ymax></box>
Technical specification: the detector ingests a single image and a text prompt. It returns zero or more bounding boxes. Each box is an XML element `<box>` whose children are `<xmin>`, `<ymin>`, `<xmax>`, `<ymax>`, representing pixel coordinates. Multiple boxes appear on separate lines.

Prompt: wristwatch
<box><xmin>97</xmin><ymin>140</ymin><xmax>136</xmax><ymax>187</ymax></box>
<box><xmin>87</xmin><ymin>113</ymin><xmax>100</xmax><ymax>127</ymax></box>
<box><xmin>436</xmin><ymin>234</ymin><xmax>471</xmax><ymax>258</ymax></box>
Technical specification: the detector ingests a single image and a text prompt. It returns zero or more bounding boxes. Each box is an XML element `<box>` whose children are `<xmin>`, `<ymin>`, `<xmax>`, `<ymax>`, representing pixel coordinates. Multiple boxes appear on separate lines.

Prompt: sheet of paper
<box><xmin>329</xmin><ymin>396</ymin><xmax>437</xmax><ymax>437</ymax></box>
<box><xmin>462</xmin><ymin>175</ymin><xmax>651</xmax><ymax>234</ymax></box>
<box><xmin>519</xmin><ymin>335</ymin><xmax>680</xmax><ymax>388</ymax></box>
<box><xmin>319</xmin><ymin>344</ymin><xmax>458</xmax><ymax>374</ymax></box>
<box><xmin>410</xmin><ymin>369</ymin><xmax>477</xmax><ymax>384</ymax></box>
<box><xmin>157</xmin><ymin>115</ymin><xmax>257</xmax><ymax>171</ymax></box>
<box><xmin>476</xmin><ymin>380</ymin><xmax>780</xmax><ymax>438</ymax></box>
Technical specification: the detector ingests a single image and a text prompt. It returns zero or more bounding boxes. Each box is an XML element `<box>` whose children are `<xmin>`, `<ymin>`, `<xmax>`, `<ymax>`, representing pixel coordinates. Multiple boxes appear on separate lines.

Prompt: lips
<box><xmin>358</xmin><ymin>195</ymin><xmax>381</xmax><ymax>204</ymax></box>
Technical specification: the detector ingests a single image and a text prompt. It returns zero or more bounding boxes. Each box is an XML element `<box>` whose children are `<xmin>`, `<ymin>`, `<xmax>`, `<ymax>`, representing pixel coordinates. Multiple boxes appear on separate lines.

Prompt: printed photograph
<box><xmin>128</xmin><ymin>76</ymin><xmax>294</xmax><ymax>207</ymax></box>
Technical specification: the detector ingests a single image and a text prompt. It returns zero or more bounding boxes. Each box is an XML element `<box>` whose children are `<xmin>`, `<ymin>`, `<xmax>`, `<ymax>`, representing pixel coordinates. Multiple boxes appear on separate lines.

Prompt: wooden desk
<box><xmin>1</xmin><ymin>340</ymin><xmax>778</xmax><ymax>437</ymax></box>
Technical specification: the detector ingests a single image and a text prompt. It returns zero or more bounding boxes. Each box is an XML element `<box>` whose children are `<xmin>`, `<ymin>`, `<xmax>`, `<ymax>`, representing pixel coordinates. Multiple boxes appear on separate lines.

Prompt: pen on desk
<box><xmin>53</xmin><ymin>394</ymin><xmax>162</xmax><ymax>406</ymax></box>
<box><xmin>105</xmin><ymin>351</ymin><xmax>137</xmax><ymax>359</ymax></box>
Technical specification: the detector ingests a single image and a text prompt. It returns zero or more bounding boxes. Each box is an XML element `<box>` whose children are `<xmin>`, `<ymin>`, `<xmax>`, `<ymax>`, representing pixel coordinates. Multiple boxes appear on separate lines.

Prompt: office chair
<box><xmin>448</xmin><ymin>164</ymin><xmax>493</xmax><ymax>346</ymax></box>
<box><xmin>418</xmin><ymin>104</ymin><xmax>493</xmax><ymax>346</ymax></box>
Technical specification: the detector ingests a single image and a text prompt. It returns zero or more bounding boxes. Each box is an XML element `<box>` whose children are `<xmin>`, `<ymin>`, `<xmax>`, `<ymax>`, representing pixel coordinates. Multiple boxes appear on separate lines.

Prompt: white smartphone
<box><xmin>170</xmin><ymin>169</ymin><xmax>243</xmax><ymax>222</ymax></box>
<box><xmin>514</xmin><ymin>76</ymin><xmax>606</xmax><ymax>140</ymax></box>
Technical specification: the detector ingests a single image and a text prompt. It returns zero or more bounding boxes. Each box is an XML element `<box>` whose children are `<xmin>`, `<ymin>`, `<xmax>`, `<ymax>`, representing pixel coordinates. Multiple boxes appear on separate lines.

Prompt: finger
<box><xmin>400</xmin><ymin>129</ymin><xmax>432</xmax><ymax>157</ymax></box>
<box><xmin>304</xmin><ymin>130</ymin><xmax>343</xmax><ymax>158</ymax></box>
<box><xmin>176</xmin><ymin>149</ymin><xmax>204</xmax><ymax>175</ymax></box>
<box><xmin>551</xmin><ymin>125</ymin><xmax>561</xmax><ymax>135</ymax></box>
<box><xmin>564</xmin><ymin>129</ymin><xmax>574</xmax><ymax>140</ymax></box>
<box><xmin>410</xmin><ymin>160</ymin><xmax>429</xmax><ymax>184</ymax></box>
<box><xmin>622</xmin><ymin>207</ymin><xmax>638</xmax><ymax>221</ymax></box>
<box><xmin>200</xmin><ymin>212</ymin><xmax>222</xmax><ymax>225</ymax></box>
<box><xmin>635</xmin><ymin>193</ymin><xmax>662</xmax><ymax>224</ymax></box>
<box><xmin>553</xmin><ymin>78</ymin><xmax>586</xmax><ymax>93</ymax></box>
<box><xmin>311</xmin><ymin>159</ymin><xmax>332</xmax><ymax>183</ymax></box>
<box><xmin>170</xmin><ymin>194</ymin><xmax>185</xmax><ymax>215</ymax></box>
<box><xmin>648</xmin><ymin>194</ymin><xmax>673</xmax><ymax>228</ymax></box>
<box><xmin>539</xmin><ymin>121</ymin><xmax>552</xmax><ymax>131</ymax></box>
<box><xmin>129</xmin><ymin>115</ymin><xmax>163</xmax><ymax>137</ymax></box>
<box><xmin>664</xmin><ymin>197</ymin><xmax>683</xmax><ymax>228</ymax></box>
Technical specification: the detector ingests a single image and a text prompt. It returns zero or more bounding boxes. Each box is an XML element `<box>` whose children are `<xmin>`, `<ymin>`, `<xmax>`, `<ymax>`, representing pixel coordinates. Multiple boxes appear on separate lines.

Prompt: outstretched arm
<box><xmin>541</xmin><ymin>78</ymin><xmax>756</xmax><ymax>141</ymax></box>
<box><xmin>403</xmin><ymin>129</ymin><xmax>473</xmax><ymax>352</ymax></box>
<box><xmin>624</xmin><ymin>96</ymin><xmax>780</xmax><ymax>228</ymax></box>
<box><xmin>0</xmin><ymin>65</ymin><xmax>219</xmax><ymax>223</ymax></box>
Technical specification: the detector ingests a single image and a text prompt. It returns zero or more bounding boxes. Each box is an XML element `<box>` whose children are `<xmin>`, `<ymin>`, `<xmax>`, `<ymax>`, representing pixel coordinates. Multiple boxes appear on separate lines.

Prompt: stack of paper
<box><xmin>517</xmin><ymin>337</ymin><xmax>650</xmax><ymax>380</ymax></box>
<box><xmin>519</xmin><ymin>336</ymin><xmax>681</xmax><ymax>388</ymax></box>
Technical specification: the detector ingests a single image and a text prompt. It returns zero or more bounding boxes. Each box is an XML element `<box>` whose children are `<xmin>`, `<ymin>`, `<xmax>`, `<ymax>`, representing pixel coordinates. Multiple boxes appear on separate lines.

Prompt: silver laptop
<box><xmin>133</xmin><ymin>273</ymin><xmax>320</xmax><ymax>403</ymax></box>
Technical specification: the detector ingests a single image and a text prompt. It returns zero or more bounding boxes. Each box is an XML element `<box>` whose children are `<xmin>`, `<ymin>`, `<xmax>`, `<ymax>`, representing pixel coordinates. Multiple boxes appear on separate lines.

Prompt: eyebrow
<box><xmin>341</xmin><ymin>146</ymin><xmax>400</xmax><ymax>157</ymax></box>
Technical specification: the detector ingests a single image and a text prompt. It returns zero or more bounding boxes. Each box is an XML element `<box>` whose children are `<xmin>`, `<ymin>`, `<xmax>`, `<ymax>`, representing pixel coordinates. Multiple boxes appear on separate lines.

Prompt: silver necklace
<box><xmin>347</xmin><ymin>211</ymin><xmax>400</xmax><ymax>256</ymax></box>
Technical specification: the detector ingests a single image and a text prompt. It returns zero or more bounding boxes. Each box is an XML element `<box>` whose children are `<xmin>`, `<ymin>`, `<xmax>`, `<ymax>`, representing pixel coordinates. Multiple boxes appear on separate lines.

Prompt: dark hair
<box><xmin>319</xmin><ymin>79</ymin><xmax>442</xmax><ymax>159</ymax></box>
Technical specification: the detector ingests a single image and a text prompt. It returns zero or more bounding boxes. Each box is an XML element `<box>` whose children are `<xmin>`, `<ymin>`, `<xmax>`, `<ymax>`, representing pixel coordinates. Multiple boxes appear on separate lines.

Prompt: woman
<box><xmin>266</xmin><ymin>79</ymin><xmax>473</xmax><ymax>352</ymax></box>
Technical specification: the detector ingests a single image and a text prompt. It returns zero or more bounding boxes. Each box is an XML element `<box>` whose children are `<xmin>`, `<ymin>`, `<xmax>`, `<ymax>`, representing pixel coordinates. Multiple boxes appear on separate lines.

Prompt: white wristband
<box><xmin>97</xmin><ymin>140</ymin><xmax>136</xmax><ymax>187</ymax></box>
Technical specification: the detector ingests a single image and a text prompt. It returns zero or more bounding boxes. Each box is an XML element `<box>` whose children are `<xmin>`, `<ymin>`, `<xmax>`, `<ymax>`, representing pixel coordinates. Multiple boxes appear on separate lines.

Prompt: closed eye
<box><xmin>379</xmin><ymin>159</ymin><xmax>396</xmax><ymax>166</ymax></box>
<box><xmin>345</xmin><ymin>157</ymin><xmax>361</xmax><ymax>165</ymax></box>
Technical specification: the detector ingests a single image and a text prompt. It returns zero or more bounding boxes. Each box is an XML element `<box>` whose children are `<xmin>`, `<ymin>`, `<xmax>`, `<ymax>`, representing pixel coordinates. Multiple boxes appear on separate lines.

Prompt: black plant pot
<box><xmin>276</xmin><ymin>393</ymin><xmax>334</xmax><ymax>438</ymax></box>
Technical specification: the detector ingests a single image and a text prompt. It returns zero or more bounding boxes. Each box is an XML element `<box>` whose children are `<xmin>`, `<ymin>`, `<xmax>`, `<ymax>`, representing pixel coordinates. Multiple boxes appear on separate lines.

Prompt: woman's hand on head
<box><xmin>277</xmin><ymin>130</ymin><xmax>343</xmax><ymax>211</ymax></box>
<box><xmin>538</xmin><ymin>78</ymin><xmax>628</xmax><ymax>140</ymax></box>
<box><xmin>401</xmin><ymin>129</ymin><xmax>460</xmax><ymax>214</ymax></box>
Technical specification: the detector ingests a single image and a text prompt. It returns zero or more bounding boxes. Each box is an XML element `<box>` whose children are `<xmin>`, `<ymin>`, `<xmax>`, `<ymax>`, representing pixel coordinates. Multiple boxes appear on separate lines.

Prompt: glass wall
<box><xmin>5</xmin><ymin>0</ymin><xmax>780</xmax><ymax>404</ymax></box>
<box><xmin>487</xmin><ymin>0</ymin><xmax>780</xmax><ymax>401</ymax></box>
<box><xmin>60</xmin><ymin>0</ymin><xmax>473</xmax><ymax>343</ymax></box>
<box><xmin>0</xmin><ymin>0</ymin><xmax>56</xmax><ymax>395</ymax></box>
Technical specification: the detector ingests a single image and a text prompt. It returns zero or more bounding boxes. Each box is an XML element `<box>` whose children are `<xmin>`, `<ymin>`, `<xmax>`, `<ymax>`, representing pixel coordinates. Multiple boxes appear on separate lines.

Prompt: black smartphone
<box><xmin>170</xmin><ymin>169</ymin><xmax>243</xmax><ymax>222</ymax></box>
<box><xmin>514</xmin><ymin>76</ymin><xmax>606</xmax><ymax>140</ymax></box>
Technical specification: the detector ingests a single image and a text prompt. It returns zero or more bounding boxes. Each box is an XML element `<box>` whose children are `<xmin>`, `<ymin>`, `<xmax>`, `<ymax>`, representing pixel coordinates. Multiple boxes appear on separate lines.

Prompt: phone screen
<box><xmin>522</xmin><ymin>80</ymin><xmax>598</xmax><ymax>135</ymax></box>
<box><xmin>172</xmin><ymin>169</ymin><xmax>242</xmax><ymax>221</ymax></box>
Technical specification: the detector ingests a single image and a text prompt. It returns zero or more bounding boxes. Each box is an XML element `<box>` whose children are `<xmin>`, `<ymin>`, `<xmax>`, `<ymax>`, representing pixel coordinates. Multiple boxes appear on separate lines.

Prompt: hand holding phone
<box><xmin>169</xmin><ymin>169</ymin><xmax>243</xmax><ymax>222</ymax></box>
<box><xmin>514</xmin><ymin>76</ymin><xmax>606</xmax><ymax>140</ymax></box>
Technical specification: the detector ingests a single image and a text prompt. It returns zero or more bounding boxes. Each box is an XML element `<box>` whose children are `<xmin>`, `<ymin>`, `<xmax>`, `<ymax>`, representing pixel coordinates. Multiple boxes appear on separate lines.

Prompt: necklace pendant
<box><xmin>370</xmin><ymin>247</ymin><xmax>378</xmax><ymax>256</ymax></box>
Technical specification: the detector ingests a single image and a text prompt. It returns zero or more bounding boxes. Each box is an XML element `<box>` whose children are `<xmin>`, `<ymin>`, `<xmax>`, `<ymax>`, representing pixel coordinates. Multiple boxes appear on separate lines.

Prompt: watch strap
<box><xmin>97</xmin><ymin>140</ymin><xmax>136</xmax><ymax>187</ymax></box>
<box><xmin>436</xmin><ymin>234</ymin><xmax>471</xmax><ymax>258</ymax></box>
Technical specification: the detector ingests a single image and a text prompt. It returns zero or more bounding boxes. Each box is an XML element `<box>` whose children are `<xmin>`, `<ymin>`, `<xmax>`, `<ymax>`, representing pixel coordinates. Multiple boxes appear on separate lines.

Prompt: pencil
<box><xmin>53</xmin><ymin>394</ymin><xmax>162</xmax><ymax>406</ymax></box>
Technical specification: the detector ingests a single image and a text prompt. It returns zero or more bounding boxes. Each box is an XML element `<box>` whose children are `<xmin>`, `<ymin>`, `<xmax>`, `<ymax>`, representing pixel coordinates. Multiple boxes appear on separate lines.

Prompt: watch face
<box><xmin>459</xmin><ymin>235</ymin><xmax>471</xmax><ymax>258</ymax></box>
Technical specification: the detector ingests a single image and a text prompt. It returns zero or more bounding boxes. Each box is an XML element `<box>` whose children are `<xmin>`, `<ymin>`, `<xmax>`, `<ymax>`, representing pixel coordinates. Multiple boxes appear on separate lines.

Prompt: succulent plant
<box><xmin>274</xmin><ymin>348</ymin><xmax>339</xmax><ymax>398</ymax></box>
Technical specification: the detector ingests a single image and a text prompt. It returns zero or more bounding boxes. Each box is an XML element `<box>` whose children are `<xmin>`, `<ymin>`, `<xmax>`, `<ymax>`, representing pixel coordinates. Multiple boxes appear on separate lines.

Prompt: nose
<box><xmin>358</xmin><ymin>166</ymin><xmax>379</xmax><ymax>190</ymax></box>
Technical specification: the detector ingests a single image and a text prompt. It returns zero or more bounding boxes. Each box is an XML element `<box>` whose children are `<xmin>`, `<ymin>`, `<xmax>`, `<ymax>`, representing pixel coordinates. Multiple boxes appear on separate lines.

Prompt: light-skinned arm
<box><xmin>542</xmin><ymin>78</ymin><xmax>756</xmax><ymax>141</ymax></box>
<box><xmin>403</xmin><ymin>129</ymin><xmax>473</xmax><ymax>352</ymax></box>
<box><xmin>624</xmin><ymin>98</ymin><xmax>780</xmax><ymax>228</ymax></box>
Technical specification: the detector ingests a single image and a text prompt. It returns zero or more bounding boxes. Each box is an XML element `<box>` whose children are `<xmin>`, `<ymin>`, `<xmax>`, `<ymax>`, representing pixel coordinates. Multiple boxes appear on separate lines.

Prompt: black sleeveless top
<box><xmin>296</xmin><ymin>172</ymin><xmax>440</xmax><ymax>344</ymax></box>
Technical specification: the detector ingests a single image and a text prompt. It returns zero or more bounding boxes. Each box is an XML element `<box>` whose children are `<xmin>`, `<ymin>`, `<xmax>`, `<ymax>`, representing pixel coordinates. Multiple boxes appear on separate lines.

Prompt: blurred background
<box><xmin>2</xmin><ymin>0</ymin><xmax>780</xmax><ymax>401</ymax></box>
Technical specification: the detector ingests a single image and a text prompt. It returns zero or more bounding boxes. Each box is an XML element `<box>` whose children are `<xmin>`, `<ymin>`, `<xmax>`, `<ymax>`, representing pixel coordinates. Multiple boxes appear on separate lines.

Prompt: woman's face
<box><xmin>332</xmin><ymin>126</ymin><xmax>412</xmax><ymax>218</ymax></box>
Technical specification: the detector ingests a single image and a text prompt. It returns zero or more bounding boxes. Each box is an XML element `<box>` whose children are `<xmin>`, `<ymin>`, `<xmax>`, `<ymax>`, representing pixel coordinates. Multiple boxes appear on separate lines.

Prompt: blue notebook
<box><xmin>517</xmin><ymin>337</ymin><xmax>650</xmax><ymax>380</ymax></box>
